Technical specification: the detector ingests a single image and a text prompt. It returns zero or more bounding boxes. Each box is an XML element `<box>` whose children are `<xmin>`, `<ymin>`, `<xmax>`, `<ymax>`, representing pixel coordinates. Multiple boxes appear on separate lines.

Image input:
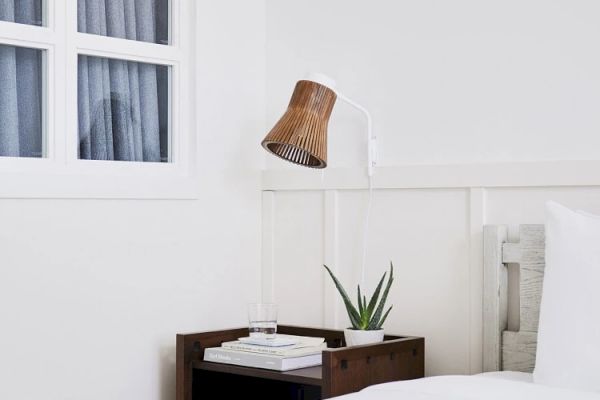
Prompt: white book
<box><xmin>204</xmin><ymin>347</ymin><xmax>322</xmax><ymax>371</ymax></box>
<box><xmin>221</xmin><ymin>340</ymin><xmax>327</xmax><ymax>357</ymax></box>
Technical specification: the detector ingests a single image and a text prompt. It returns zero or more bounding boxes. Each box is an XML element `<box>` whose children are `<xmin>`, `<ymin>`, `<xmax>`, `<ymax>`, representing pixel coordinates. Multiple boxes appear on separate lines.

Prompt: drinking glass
<box><xmin>248</xmin><ymin>303</ymin><xmax>277</xmax><ymax>339</ymax></box>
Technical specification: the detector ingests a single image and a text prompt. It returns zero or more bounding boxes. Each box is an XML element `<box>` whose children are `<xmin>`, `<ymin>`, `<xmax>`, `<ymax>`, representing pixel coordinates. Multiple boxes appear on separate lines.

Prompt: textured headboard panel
<box><xmin>483</xmin><ymin>225</ymin><xmax>545</xmax><ymax>373</ymax></box>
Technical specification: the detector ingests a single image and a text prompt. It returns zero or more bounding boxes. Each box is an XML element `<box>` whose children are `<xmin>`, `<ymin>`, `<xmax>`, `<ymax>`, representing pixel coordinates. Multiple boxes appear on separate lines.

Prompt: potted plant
<box><xmin>323</xmin><ymin>263</ymin><xmax>394</xmax><ymax>346</ymax></box>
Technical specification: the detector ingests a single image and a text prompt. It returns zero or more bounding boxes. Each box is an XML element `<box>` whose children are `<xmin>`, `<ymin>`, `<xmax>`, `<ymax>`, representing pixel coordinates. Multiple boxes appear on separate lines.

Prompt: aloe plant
<box><xmin>323</xmin><ymin>262</ymin><xmax>394</xmax><ymax>330</ymax></box>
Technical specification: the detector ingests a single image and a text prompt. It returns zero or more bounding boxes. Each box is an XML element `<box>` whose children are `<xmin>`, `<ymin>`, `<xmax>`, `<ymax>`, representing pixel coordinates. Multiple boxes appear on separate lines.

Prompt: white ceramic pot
<box><xmin>344</xmin><ymin>328</ymin><xmax>385</xmax><ymax>347</ymax></box>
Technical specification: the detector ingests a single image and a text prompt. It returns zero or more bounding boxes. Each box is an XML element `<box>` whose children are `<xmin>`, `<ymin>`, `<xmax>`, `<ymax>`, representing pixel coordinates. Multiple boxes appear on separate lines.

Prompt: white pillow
<box><xmin>534</xmin><ymin>202</ymin><xmax>600</xmax><ymax>391</ymax></box>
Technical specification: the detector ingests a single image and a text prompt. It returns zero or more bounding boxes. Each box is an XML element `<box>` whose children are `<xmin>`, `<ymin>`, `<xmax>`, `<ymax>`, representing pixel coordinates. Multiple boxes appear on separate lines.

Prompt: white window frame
<box><xmin>0</xmin><ymin>0</ymin><xmax>197</xmax><ymax>199</ymax></box>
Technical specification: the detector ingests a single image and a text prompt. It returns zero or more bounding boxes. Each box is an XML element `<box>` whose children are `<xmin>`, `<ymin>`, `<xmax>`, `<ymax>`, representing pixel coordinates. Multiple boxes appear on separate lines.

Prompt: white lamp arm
<box><xmin>304</xmin><ymin>73</ymin><xmax>377</xmax><ymax>177</ymax></box>
<box><xmin>336</xmin><ymin>91</ymin><xmax>376</xmax><ymax>288</ymax></box>
<box><xmin>335</xmin><ymin>91</ymin><xmax>377</xmax><ymax>177</ymax></box>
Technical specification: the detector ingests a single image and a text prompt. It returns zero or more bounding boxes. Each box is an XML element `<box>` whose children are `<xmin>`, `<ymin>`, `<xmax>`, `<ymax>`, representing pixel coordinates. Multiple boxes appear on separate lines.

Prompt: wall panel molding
<box><xmin>468</xmin><ymin>188</ymin><xmax>486</xmax><ymax>374</ymax></box>
<box><xmin>262</xmin><ymin>160</ymin><xmax>600</xmax><ymax>191</ymax></box>
<box><xmin>323</xmin><ymin>190</ymin><xmax>340</xmax><ymax>329</ymax></box>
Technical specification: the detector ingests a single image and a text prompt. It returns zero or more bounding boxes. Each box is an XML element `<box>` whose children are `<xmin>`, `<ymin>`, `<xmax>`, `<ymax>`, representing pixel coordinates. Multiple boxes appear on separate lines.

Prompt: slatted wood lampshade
<box><xmin>261</xmin><ymin>80</ymin><xmax>337</xmax><ymax>168</ymax></box>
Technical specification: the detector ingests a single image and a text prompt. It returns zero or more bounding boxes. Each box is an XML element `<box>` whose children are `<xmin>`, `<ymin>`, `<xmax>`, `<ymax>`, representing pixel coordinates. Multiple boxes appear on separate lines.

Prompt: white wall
<box><xmin>0</xmin><ymin>2</ymin><xmax>266</xmax><ymax>400</ymax></box>
<box><xmin>267</xmin><ymin>0</ymin><xmax>600</xmax><ymax>167</ymax></box>
<box><xmin>264</xmin><ymin>0</ymin><xmax>600</xmax><ymax>376</ymax></box>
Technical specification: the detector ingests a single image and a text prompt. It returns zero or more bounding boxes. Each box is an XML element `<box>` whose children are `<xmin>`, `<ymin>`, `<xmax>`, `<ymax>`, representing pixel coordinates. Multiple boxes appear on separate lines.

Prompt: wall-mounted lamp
<box><xmin>261</xmin><ymin>73</ymin><xmax>377</xmax><ymax>176</ymax></box>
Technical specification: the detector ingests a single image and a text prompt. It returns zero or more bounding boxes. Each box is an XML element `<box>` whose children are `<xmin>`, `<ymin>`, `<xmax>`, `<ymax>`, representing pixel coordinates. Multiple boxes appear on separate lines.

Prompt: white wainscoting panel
<box><xmin>337</xmin><ymin>189</ymin><xmax>471</xmax><ymax>376</ymax></box>
<box><xmin>262</xmin><ymin>163</ymin><xmax>600</xmax><ymax>377</ymax></box>
<box><xmin>271</xmin><ymin>191</ymin><xmax>325</xmax><ymax>327</ymax></box>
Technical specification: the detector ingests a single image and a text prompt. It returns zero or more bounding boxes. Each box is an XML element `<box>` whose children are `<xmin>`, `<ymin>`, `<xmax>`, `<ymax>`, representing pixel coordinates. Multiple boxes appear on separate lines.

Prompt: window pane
<box><xmin>0</xmin><ymin>0</ymin><xmax>43</xmax><ymax>26</ymax></box>
<box><xmin>78</xmin><ymin>0</ymin><xmax>169</xmax><ymax>45</ymax></box>
<box><xmin>0</xmin><ymin>44</ymin><xmax>44</xmax><ymax>158</ymax></box>
<box><xmin>78</xmin><ymin>55</ymin><xmax>170</xmax><ymax>163</ymax></box>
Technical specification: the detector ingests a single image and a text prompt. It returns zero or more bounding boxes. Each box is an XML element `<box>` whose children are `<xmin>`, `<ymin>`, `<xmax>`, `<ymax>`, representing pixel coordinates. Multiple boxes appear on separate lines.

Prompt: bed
<box><xmin>329</xmin><ymin>372</ymin><xmax>599</xmax><ymax>400</ymax></box>
<box><xmin>331</xmin><ymin>223</ymin><xmax>600</xmax><ymax>399</ymax></box>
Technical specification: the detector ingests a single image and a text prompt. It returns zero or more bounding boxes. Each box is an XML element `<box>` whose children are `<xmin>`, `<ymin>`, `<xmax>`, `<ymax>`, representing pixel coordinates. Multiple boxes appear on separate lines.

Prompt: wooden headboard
<box><xmin>483</xmin><ymin>224</ymin><xmax>545</xmax><ymax>373</ymax></box>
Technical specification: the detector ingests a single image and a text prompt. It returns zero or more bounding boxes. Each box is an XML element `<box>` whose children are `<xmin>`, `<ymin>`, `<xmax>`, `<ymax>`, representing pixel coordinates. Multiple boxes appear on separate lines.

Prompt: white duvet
<box><xmin>332</xmin><ymin>373</ymin><xmax>600</xmax><ymax>400</ymax></box>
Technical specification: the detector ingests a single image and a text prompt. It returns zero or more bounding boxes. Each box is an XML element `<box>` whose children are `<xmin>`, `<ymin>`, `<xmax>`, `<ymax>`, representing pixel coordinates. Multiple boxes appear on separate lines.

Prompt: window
<box><xmin>0</xmin><ymin>44</ymin><xmax>44</xmax><ymax>158</ymax></box>
<box><xmin>0</xmin><ymin>1</ymin><xmax>194</xmax><ymax>197</ymax></box>
<box><xmin>0</xmin><ymin>1</ymin><xmax>43</xmax><ymax>26</ymax></box>
<box><xmin>77</xmin><ymin>56</ymin><xmax>170</xmax><ymax>162</ymax></box>
<box><xmin>77</xmin><ymin>0</ymin><xmax>169</xmax><ymax>45</ymax></box>
<box><xmin>76</xmin><ymin>0</ymin><xmax>172</xmax><ymax>163</ymax></box>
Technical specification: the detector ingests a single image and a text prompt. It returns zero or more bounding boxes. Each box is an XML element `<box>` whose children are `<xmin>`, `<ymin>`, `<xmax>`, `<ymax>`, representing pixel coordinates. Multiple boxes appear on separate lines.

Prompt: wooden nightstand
<box><xmin>176</xmin><ymin>325</ymin><xmax>424</xmax><ymax>400</ymax></box>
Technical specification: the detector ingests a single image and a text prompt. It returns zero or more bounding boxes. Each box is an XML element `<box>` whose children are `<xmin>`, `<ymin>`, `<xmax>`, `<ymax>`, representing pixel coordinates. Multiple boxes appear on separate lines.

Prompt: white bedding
<box><xmin>477</xmin><ymin>371</ymin><xmax>532</xmax><ymax>383</ymax></box>
<box><xmin>331</xmin><ymin>374</ymin><xmax>600</xmax><ymax>399</ymax></box>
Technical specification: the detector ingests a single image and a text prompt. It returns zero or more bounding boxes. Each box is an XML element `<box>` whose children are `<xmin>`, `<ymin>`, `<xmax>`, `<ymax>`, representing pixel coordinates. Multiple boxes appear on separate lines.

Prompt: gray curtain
<box><xmin>0</xmin><ymin>0</ymin><xmax>43</xmax><ymax>158</ymax></box>
<box><xmin>77</xmin><ymin>0</ymin><xmax>167</xmax><ymax>162</ymax></box>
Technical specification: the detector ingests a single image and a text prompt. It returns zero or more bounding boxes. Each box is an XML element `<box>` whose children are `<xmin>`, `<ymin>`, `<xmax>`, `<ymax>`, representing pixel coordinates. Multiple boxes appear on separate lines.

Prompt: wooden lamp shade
<box><xmin>262</xmin><ymin>80</ymin><xmax>337</xmax><ymax>168</ymax></box>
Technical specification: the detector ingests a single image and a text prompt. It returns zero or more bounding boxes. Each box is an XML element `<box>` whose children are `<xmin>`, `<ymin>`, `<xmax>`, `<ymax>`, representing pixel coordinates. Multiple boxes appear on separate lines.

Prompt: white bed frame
<box><xmin>483</xmin><ymin>224</ymin><xmax>545</xmax><ymax>373</ymax></box>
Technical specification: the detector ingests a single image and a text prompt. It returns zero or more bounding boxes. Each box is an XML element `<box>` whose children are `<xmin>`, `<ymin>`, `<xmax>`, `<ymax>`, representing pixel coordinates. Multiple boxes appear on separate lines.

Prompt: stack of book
<box><xmin>203</xmin><ymin>334</ymin><xmax>327</xmax><ymax>371</ymax></box>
